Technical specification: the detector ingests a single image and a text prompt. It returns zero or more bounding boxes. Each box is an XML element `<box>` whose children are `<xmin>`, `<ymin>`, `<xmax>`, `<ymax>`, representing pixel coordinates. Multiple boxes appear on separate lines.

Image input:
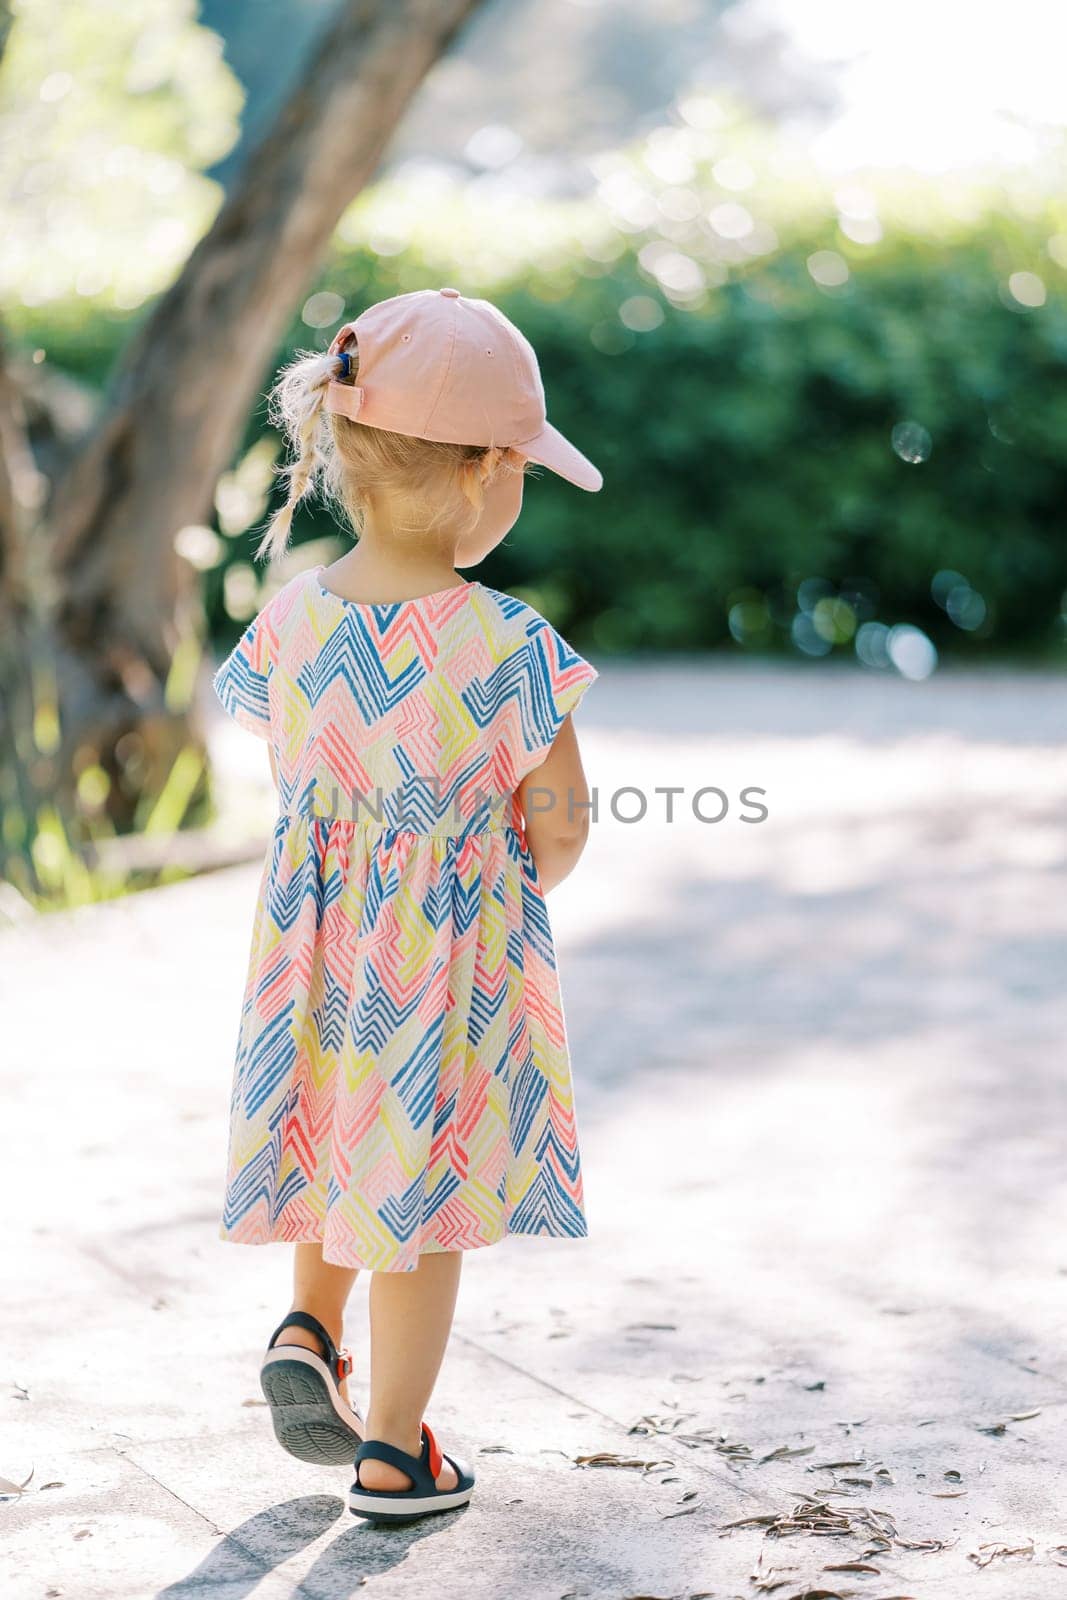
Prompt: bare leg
<box><xmin>277</xmin><ymin>1243</ymin><xmax>359</xmax><ymax>1405</ymax></box>
<box><xmin>357</xmin><ymin>1249</ymin><xmax>463</xmax><ymax>1493</ymax></box>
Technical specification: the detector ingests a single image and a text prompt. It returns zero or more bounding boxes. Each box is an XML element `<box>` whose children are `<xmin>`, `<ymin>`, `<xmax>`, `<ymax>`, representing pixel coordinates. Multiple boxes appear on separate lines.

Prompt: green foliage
<box><xmin>0</xmin><ymin>0</ymin><xmax>242</xmax><ymax>331</ymax></box>
<box><xmin>1</xmin><ymin>624</ymin><xmax>213</xmax><ymax>915</ymax></box>
<box><xmin>9</xmin><ymin>68</ymin><xmax>1067</xmax><ymax>664</ymax></box>
<box><xmin>207</xmin><ymin>108</ymin><xmax>1067</xmax><ymax>664</ymax></box>
<box><xmin>216</xmin><ymin>231</ymin><xmax>1067</xmax><ymax>663</ymax></box>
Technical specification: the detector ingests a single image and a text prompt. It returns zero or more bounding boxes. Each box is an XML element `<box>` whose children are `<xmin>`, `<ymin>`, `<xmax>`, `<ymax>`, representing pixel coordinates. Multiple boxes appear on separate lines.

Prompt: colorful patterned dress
<box><xmin>212</xmin><ymin>564</ymin><xmax>599</xmax><ymax>1271</ymax></box>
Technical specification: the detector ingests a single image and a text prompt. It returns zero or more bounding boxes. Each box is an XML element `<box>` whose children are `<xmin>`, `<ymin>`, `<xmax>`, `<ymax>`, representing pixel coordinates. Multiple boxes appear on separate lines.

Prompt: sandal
<box><xmin>259</xmin><ymin>1311</ymin><xmax>365</xmax><ymax>1465</ymax></box>
<box><xmin>348</xmin><ymin>1421</ymin><xmax>475</xmax><ymax>1523</ymax></box>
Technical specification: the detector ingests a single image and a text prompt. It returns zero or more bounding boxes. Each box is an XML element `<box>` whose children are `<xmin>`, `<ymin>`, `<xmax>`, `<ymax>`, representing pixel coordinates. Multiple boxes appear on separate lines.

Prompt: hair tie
<box><xmin>336</xmin><ymin>351</ymin><xmax>352</xmax><ymax>379</ymax></box>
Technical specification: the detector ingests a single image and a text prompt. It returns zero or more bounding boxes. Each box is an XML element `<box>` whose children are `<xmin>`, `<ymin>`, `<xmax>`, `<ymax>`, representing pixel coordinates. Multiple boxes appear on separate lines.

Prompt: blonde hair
<box><xmin>255</xmin><ymin>338</ymin><xmax>529</xmax><ymax>565</ymax></box>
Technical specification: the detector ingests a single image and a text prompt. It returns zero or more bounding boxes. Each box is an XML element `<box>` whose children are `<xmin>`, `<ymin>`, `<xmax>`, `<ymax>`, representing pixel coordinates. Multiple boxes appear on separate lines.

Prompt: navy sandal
<box><xmin>348</xmin><ymin>1421</ymin><xmax>475</xmax><ymax>1523</ymax></box>
<box><xmin>259</xmin><ymin>1311</ymin><xmax>365</xmax><ymax>1465</ymax></box>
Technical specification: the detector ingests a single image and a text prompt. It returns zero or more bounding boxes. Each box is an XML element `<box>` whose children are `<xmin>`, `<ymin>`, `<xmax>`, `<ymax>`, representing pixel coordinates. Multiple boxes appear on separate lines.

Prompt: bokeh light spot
<box><xmin>839</xmin><ymin>215</ymin><xmax>882</xmax><ymax>245</ymax></box>
<box><xmin>713</xmin><ymin>156</ymin><xmax>755</xmax><ymax>192</ymax></box>
<box><xmin>39</xmin><ymin>72</ymin><xmax>73</xmax><ymax>104</ymax></box>
<box><xmin>464</xmin><ymin>124</ymin><xmax>522</xmax><ymax>170</ymax></box>
<box><xmin>891</xmin><ymin>421</ymin><xmax>932</xmax><ymax>464</ymax></box>
<box><xmin>619</xmin><ymin>295</ymin><xmax>664</xmax><ymax>332</ymax></box>
<box><xmin>946</xmin><ymin>585</ymin><xmax>988</xmax><ymax>631</ymax></box>
<box><xmin>792</xmin><ymin>613</ymin><xmax>833</xmax><ymax>657</ymax></box>
<box><xmin>855</xmin><ymin>621</ymin><xmax>891</xmax><ymax>669</ymax></box>
<box><xmin>807</xmin><ymin>249</ymin><xmax>849</xmax><ymax>287</ymax></box>
<box><xmin>709</xmin><ymin>202</ymin><xmax>754</xmax><ymax>240</ymax></box>
<box><xmin>728</xmin><ymin>596</ymin><xmax>771</xmax><ymax>644</ymax></box>
<box><xmin>888</xmin><ymin>624</ymin><xmax>938</xmax><ymax>680</ymax></box>
<box><xmin>931</xmin><ymin>568</ymin><xmax>968</xmax><ymax>607</ymax></box>
<box><xmin>302</xmin><ymin>291</ymin><xmax>345</xmax><ymax>329</ymax></box>
<box><xmin>812</xmin><ymin>597</ymin><xmax>857</xmax><ymax>645</ymax></box>
<box><xmin>797</xmin><ymin>577</ymin><xmax>833</xmax><ymax>613</ymax></box>
<box><xmin>1008</xmin><ymin>271</ymin><xmax>1046</xmax><ymax>307</ymax></box>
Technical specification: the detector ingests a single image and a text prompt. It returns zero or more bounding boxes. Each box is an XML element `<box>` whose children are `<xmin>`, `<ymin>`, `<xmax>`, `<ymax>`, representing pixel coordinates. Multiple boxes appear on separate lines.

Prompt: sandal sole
<box><xmin>260</xmin><ymin>1353</ymin><xmax>364</xmax><ymax>1466</ymax></box>
<box><xmin>347</xmin><ymin>1484</ymin><xmax>474</xmax><ymax>1523</ymax></box>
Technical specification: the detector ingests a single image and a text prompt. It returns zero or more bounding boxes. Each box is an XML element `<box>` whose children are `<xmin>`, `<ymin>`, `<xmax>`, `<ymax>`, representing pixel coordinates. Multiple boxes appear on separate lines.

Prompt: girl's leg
<box><xmin>358</xmin><ymin>1249</ymin><xmax>463</xmax><ymax>1493</ymax></box>
<box><xmin>277</xmin><ymin>1243</ymin><xmax>359</xmax><ymax>1403</ymax></box>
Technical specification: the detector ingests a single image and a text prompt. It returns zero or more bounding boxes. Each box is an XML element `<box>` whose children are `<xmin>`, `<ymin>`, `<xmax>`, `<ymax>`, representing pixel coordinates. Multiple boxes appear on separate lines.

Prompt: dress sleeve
<box><xmin>212</xmin><ymin>608</ymin><xmax>274</xmax><ymax>742</ymax></box>
<box><xmin>514</xmin><ymin>614</ymin><xmax>599</xmax><ymax>777</ymax></box>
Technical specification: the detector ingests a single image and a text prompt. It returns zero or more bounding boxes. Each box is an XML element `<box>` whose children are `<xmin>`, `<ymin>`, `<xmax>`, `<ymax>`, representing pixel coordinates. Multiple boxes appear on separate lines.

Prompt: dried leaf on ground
<box><xmin>572</xmin><ymin>1452</ymin><xmax>673</xmax><ymax>1472</ymax></box>
<box><xmin>810</xmin><ymin>1460</ymin><xmax>865</xmax><ymax>1472</ymax></box>
<box><xmin>760</xmin><ymin>1444</ymin><xmax>817</xmax><ymax>1465</ymax></box>
<box><xmin>629</xmin><ymin>1411</ymin><xmax>695</xmax><ymax>1436</ymax></box>
<box><xmin>624</xmin><ymin>1322</ymin><xmax>678</xmax><ymax>1331</ymax></box>
<box><xmin>0</xmin><ymin>1466</ymin><xmax>33</xmax><ymax>1496</ymax></box>
<box><xmin>968</xmin><ymin>1538</ymin><xmax>1035</xmax><ymax>1568</ymax></box>
<box><xmin>750</xmin><ymin>1548</ymin><xmax>798</xmax><ymax>1591</ymax></box>
<box><xmin>662</xmin><ymin>1504</ymin><xmax>701</xmax><ymax>1520</ymax></box>
<box><xmin>643</xmin><ymin>1421</ymin><xmax>755</xmax><ymax>1463</ymax></box>
<box><xmin>722</xmin><ymin>1491</ymin><xmax>951</xmax><ymax>1560</ymax></box>
<box><xmin>804</xmin><ymin>1380</ymin><xmax>827</xmax><ymax>1391</ymax></box>
<box><xmin>1010</xmin><ymin>1408</ymin><xmax>1041</xmax><ymax>1421</ymax></box>
<box><xmin>822</xmin><ymin>1563</ymin><xmax>880</xmax><ymax>1575</ymax></box>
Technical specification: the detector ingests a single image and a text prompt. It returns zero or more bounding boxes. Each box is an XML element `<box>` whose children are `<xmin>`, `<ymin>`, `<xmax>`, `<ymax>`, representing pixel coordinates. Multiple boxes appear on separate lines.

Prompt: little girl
<box><xmin>212</xmin><ymin>286</ymin><xmax>602</xmax><ymax>1524</ymax></box>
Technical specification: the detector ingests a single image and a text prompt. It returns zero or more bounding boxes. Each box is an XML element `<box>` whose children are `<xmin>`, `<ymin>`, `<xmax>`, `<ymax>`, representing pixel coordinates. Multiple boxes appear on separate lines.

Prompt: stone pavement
<box><xmin>4</xmin><ymin>660</ymin><xmax>1067</xmax><ymax>1600</ymax></box>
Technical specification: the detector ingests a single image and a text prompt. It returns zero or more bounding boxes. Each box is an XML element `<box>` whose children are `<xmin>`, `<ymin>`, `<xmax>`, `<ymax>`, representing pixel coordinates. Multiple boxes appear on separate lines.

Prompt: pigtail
<box><xmin>254</xmin><ymin>347</ymin><xmax>351</xmax><ymax>565</ymax></box>
<box><xmin>252</xmin><ymin>332</ymin><xmax>528</xmax><ymax>564</ymax></box>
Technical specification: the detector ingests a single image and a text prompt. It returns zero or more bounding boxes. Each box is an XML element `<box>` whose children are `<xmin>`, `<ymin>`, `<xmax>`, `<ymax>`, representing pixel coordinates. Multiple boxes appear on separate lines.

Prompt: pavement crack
<box><xmin>452</xmin><ymin>1330</ymin><xmax>765</xmax><ymax>1504</ymax></box>
<box><xmin>119</xmin><ymin>1448</ymin><xmax>226</xmax><ymax>1537</ymax></box>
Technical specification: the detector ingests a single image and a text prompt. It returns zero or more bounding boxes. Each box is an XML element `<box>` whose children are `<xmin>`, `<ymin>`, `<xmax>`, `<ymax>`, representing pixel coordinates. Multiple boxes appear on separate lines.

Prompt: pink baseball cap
<box><xmin>323</xmin><ymin>287</ymin><xmax>603</xmax><ymax>493</ymax></box>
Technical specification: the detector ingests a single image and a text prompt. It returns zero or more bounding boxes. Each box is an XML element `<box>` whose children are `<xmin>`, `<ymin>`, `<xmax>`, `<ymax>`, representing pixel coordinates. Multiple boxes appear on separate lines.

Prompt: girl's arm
<box><xmin>516</xmin><ymin>715</ymin><xmax>593</xmax><ymax>895</ymax></box>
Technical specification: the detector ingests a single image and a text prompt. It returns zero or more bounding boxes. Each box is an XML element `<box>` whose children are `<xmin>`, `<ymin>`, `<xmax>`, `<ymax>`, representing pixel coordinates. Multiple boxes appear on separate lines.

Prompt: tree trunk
<box><xmin>36</xmin><ymin>0</ymin><xmax>486</xmax><ymax>831</ymax></box>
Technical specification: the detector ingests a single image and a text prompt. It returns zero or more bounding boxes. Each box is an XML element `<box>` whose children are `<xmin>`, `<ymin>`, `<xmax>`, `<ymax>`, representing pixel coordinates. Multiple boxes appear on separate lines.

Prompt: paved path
<box><xmin>4</xmin><ymin>662</ymin><xmax>1067</xmax><ymax>1599</ymax></box>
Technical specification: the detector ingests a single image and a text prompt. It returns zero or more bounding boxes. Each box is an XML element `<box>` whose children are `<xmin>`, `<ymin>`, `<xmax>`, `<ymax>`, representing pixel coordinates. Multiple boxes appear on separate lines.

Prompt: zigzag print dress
<box><xmin>212</xmin><ymin>564</ymin><xmax>599</xmax><ymax>1271</ymax></box>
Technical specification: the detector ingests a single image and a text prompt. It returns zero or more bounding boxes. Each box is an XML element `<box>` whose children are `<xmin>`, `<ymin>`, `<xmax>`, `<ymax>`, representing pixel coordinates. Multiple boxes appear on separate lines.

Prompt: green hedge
<box><xmin>22</xmin><ymin>188</ymin><xmax>1067</xmax><ymax>665</ymax></box>
<box><xmin>211</xmin><ymin>210</ymin><xmax>1067</xmax><ymax>661</ymax></box>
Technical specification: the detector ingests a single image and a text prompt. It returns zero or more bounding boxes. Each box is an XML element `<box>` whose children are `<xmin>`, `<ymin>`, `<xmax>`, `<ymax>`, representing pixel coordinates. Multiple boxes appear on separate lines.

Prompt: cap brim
<box><xmin>515</xmin><ymin>420</ymin><xmax>603</xmax><ymax>491</ymax></box>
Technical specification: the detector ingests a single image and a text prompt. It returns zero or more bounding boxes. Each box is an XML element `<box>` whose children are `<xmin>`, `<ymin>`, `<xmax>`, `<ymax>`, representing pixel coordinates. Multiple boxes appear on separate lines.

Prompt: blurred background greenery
<box><xmin>2</xmin><ymin>0</ymin><xmax>1065</xmax><ymax>911</ymax></box>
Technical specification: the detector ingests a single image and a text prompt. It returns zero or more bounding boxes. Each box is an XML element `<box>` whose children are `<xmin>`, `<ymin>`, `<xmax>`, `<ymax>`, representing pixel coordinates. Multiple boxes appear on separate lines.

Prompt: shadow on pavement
<box><xmin>156</xmin><ymin>1492</ymin><xmax>470</xmax><ymax>1599</ymax></box>
<box><xmin>156</xmin><ymin>1494</ymin><xmax>343</xmax><ymax>1598</ymax></box>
